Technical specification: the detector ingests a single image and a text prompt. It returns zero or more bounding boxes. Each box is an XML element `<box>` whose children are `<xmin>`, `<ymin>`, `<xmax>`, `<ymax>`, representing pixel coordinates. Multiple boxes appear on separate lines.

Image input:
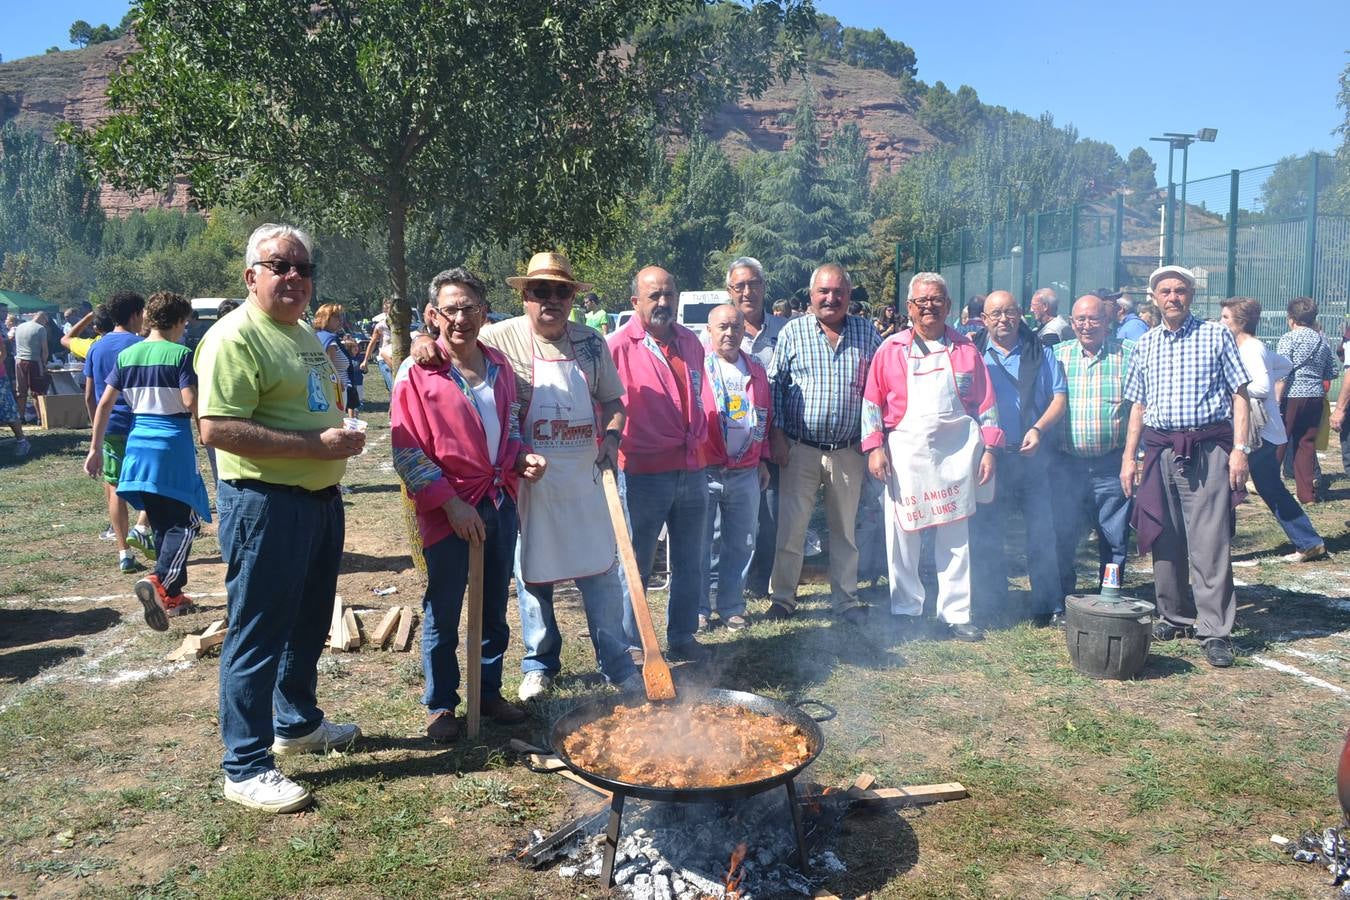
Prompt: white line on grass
<box><xmin>1249</xmin><ymin>654</ymin><xmax>1348</xmax><ymax>695</ymax></box>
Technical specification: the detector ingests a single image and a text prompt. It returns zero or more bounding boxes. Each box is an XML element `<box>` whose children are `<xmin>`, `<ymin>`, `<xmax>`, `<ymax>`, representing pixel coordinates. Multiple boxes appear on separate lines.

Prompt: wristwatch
<box><xmin>605</xmin><ymin>428</ymin><xmax>623</xmax><ymax>445</ymax></box>
<box><xmin>1233</xmin><ymin>443</ymin><xmax>1252</xmax><ymax>454</ymax></box>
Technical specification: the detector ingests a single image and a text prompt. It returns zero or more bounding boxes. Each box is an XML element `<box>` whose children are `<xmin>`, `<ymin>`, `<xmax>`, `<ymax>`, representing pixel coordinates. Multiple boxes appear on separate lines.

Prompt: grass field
<box><xmin>2</xmin><ymin>383</ymin><xmax>1350</xmax><ymax>899</ymax></box>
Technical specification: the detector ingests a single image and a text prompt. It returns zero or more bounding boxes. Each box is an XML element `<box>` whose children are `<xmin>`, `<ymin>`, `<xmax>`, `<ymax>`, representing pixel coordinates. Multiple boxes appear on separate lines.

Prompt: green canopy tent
<box><xmin>0</xmin><ymin>289</ymin><xmax>59</xmax><ymax>314</ymax></box>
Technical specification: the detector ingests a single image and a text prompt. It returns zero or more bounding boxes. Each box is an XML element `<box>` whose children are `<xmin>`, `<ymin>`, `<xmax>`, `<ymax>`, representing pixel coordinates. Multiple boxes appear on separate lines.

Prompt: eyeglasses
<box><xmin>1072</xmin><ymin>316</ymin><xmax>1106</xmax><ymax>326</ymax></box>
<box><xmin>435</xmin><ymin>304</ymin><xmax>482</xmax><ymax>320</ymax></box>
<box><xmin>908</xmin><ymin>298</ymin><xmax>947</xmax><ymax>308</ymax></box>
<box><xmin>729</xmin><ymin>279</ymin><xmax>764</xmax><ymax>294</ymax></box>
<box><xmin>255</xmin><ymin>258</ymin><xmax>317</xmax><ymax>279</ymax></box>
<box><xmin>983</xmin><ymin>310</ymin><xmax>1020</xmax><ymax>320</ymax></box>
<box><xmin>526</xmin><ymin>283</ymin><xmax>575</xmax><ymax>302</ymax></box>
<box><xmin>1152</xmin><ymin>287</ymin><xmax>1192</xmax><ymax>298</ymax></box>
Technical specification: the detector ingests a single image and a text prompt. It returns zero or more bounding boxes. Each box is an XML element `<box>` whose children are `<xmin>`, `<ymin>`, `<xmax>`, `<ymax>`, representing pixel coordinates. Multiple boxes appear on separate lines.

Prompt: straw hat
<box><xmin>505</xmin><ymin>252</ymin><xmax>592</xmax><ymax>292</ymax></box>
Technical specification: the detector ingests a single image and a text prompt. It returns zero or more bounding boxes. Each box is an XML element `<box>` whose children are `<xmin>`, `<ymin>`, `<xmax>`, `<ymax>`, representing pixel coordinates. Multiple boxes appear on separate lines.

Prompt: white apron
<box><xmin>887</xmin><ymin>339</ymin><xmax>989</xmax><ymax>533</ymax></box>
<box><xmin>517</xmin><ymin>350</ymin><xmax>616</xmax><ymax>583</ymax></box>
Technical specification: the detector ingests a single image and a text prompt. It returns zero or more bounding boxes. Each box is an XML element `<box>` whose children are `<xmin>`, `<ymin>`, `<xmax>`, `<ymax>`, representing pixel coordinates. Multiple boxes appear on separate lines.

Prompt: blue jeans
<box><xmin>421</xmin><ymin>498</ymin><xmax>517</xmax><ymax>715</ymax></box>
<box><xmin>619</xmin><ymin>468</ymin><xmax>708</xmax><ymax>649</ymax></box>
<box><xmin>744</xmin><ymin>462</ymin><xmax>779</xmax><ymax>596</ymax></box>
<box><xmin>515</xmin><ymin>544</ymin><xmax>636</xmax><ymax>685</ymax></box>
<box><xmin>217</xmin><ymin>480</ymin><xmax>344</xmax><ymax>780</ymax></box>
<box><xmin>378</xmin><ymin>358</ymin><xmax>394</xmax><ymax>394</ymax></box>
<box><xmin>970</xmin><ymin>450</ymin><xmax>1063</xmax><ymax>620</ymax></box>
<box><xmin>855</xmin><ymin>472</ymin><xmax>887</xmax><ymax>584</ymax></box>
<box><xmin>1249</xmin><ymin>441</ymin><xmax>1323</xmax><ymax>552</ymax></box>
<box><xmin>1051</xmin><ymin>450</ymin><xmax>1133</xmax><ymax>596</ymax></box>
<box><xmin>701</xmin><ymin>466</ymin><xmax>760</xmax><ymax>618</ymax></box>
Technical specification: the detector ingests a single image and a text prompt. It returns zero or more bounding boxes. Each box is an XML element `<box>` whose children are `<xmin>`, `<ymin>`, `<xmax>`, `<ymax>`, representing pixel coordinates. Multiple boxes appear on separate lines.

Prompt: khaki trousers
<box><xmin>769</xmin><ymin>440</ymin><xmax>865</xmax><ymax>612</ymax></box>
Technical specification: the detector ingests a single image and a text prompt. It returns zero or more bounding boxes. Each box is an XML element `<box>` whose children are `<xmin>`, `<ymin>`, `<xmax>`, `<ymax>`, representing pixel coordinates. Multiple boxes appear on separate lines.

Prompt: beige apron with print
<box><xmin>887</xmin><ymin>341</ymin><xmax>988</xmax><ymax>532</ymax></box>
<box><xmin>517</xmin><ymin>350</ymin><xmax>616</xmax><ymax>583</ymax></box>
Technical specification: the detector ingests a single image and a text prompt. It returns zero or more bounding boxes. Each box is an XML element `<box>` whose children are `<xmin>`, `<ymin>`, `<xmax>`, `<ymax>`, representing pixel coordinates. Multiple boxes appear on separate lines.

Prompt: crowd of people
<box><xmin>5</xmin><ymin>220</ymin><xmax>1346</xmax><ymax>816</ymax></box>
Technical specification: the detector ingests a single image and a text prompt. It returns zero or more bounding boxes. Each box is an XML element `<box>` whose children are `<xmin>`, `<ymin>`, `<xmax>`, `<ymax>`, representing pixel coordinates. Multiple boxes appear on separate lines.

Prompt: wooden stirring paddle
<box><xmin>600</xmin><ymin>468</ymin><xmax>676</xmax><ymax>702</ymax></box>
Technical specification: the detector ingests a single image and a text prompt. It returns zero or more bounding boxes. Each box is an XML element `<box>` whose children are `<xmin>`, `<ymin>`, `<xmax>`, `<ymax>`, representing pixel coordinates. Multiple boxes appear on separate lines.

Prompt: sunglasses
<box><xmin>256</xmin><ymin>258</ymin><xmax>318</xmax><ymax>279</ymax></box>
<box><xmin>526</xmin><ymin>283</ymin><xmax>575</xmax><ymax>302</ymax></box>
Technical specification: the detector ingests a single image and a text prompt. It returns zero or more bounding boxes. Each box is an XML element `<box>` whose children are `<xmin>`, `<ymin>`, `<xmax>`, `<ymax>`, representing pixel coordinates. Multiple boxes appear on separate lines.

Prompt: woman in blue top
<box><xmin>313</xmin><ymin>303</ymin><xmax>362</xmax><ymax>412</ymax></box>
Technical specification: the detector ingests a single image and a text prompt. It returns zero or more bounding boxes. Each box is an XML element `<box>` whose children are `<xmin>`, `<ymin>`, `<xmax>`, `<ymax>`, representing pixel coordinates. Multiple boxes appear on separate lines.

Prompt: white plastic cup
<box><xmin>343</xmin><ymin>417</ymin><xmax>368</xmax><ymax>433</ymax></box>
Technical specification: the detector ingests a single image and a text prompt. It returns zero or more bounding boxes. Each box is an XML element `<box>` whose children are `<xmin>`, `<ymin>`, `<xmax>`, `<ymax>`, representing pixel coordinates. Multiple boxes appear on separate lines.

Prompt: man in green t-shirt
<box><xmin>196</xmin><ymin>223</ymin><xmax>366</xmax><ymax>815</ymax></box>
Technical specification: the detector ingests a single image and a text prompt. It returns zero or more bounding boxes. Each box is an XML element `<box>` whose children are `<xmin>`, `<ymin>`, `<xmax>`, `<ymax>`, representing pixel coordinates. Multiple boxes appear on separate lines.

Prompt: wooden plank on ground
<box><xmin>371</xmin><ymin>606</ymin><xmax>401</xmax><ymax>647</ymax></box>
<box><xmin>392</xmin><ymin>606</ymin><xmax>415</xmax><ymax>651</ymax></box>
<box><xmin>845</xmin><ymin>782</ymin><xmax>968</xmax><ymax>808</ymax></box>
<box><xmin>343</xmin><ymin>607</ymin><xmax>361</xmax><ymax>651</ymax></box>
<box><xmin>852</xmin><ymin>773</ymin><xmax>877</xmax><ymax>792</ymax></box>
<box><xmin>327</xmin><ymin>595</ymin><xmax>347</xmax><ymax>650</ymax></box>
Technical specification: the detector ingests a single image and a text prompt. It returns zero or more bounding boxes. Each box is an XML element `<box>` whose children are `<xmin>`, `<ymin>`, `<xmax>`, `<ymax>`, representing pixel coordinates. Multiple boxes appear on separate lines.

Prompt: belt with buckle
<box><xmin>224</xmin><ymin>478</ymin><xmax>341</xmax><ymax>500</ymax></box>
<box><xmin>790</xmin><ymin>435</ymin><xmax>860</xmax><ymax>452</ymax></box>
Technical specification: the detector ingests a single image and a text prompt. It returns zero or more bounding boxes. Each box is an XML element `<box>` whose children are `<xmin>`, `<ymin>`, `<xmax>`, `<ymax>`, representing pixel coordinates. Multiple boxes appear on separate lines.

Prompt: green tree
<box><xmin>630</xmin><ymin>137</ymin><xmax>737</xmax><ymax>290</ymax></box>
<box><xmin>69</xmin><ymin>20</ymin><xmax>94</xmax><ymax>47</ymax></box>
<box><xmin>0</xmin><ymin>251</ymin><xmax>38</xmax><ymax>294</ymax></box>
<box><xmin>917</xmin><ymin>82</ymin><xmax>985</xmax><ymax>144</ymax></box>
<box><xmin>69</xmin><ymin>0</ymin><xmax>814</xmax><ymax>363</ymax></box>
<box><xmin>1124</xmin><ymin>146</ymin><xmax>1158</xmax><ymax>199</ymax></box>
<box><xmin>723</xmin><ymin>89</ymin><xmax>867</xmax><ymax>298</ymax></box>
<box><xmin>1334</xmin><ymin>55</ymin><xmax>1350</xmax><ymax>210</ymax></box>
<box><xmin>0</xmin><ymin>124</ymin><xmax>103</xmax><ymax>262</ymax></box>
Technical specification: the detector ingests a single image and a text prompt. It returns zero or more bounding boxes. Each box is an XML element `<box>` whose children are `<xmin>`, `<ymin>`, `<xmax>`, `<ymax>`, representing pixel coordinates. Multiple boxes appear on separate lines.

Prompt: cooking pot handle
<box><xmin>794</xmin><ymin>699</ymin><xmax>837</xmax><ymax>722</ymax></box>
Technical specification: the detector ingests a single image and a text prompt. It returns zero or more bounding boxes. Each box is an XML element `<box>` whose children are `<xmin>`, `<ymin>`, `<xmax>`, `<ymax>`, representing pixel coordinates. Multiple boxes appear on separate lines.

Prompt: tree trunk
<box><xmin>385</xmin><ymin>202</ymin><xmax>412</xmax><ymax>367</ymax></box>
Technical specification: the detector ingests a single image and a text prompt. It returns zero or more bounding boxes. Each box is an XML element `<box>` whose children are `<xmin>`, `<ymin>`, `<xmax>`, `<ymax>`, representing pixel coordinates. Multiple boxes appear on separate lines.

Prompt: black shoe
<box><xmin>1203</xmin><ymin>638</ymin><xmax>1235</xmax><ymax>668</ymax></box>
<box><xmin>1152</xmin><ymin>619</ymin><xmax>1192</xmax><ymax>642</ymax></box>
<box><xmin>744</xmin><ymin>588</ymin><xmax>769</xmax><ymax>603</ymax></box>
<box><xmin>948</xmin><ymin>622</ymin><xmax>984</xmax><ymax>642</ymax></box>
<box><xmin>1049</xmin><ymin>612</ymin><xmax>1067</xmax><ymax>628</ymax></box>
<box><xmin>840</xmin><ymin>606</ymin><xmax>868</xmax><ymax>626</ymax></box>
<box><xmin>481</xmin><ymin>694</ymin><xmax>529</xmax><ymax>725</ymax></box>
<box><xmin>763</xmin><ymin>602</ymin><xmax>795</xmax><ymax>621</ymax></box>
<box><xmin>667</xmin><ymin>639</ymin><xmax>712</xmax><ymax>663</ymax></box>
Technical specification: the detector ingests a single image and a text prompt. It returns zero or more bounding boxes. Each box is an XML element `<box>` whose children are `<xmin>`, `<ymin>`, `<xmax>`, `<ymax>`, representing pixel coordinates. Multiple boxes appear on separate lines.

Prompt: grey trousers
<box><xmin>1151</xmin><ymin>440</ymin><xmax>1236</xmax><ymax>639</ymax></box>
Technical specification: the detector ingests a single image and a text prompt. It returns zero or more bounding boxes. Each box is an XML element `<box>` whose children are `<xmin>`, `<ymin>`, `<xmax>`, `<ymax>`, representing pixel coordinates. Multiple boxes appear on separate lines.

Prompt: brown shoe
<box><xmin>426</xmin><ymin>711</ymin><xmax>459</xmax><ymax>744</ymax></box>
<box><xmin>481</xmin><ymin>694</ymin><xmax>528</xmax><ymax>725</ymax></box>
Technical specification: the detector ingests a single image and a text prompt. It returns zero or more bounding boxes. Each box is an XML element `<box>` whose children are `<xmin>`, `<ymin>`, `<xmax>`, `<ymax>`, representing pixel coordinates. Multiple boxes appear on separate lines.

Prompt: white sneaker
<box><xmin>271</xmin><ymin>719</ymin><xmax>361</xmax><ymax>756</ymax></box>
<box><xmin>517</xmin><ymin>671</ymin><xmax>553</xmax><ymax>701</ymax></box>
<box><xmin>223</xmin><ymin>768</ymin><xmax>312</xmax><ymax>813</ymax></box>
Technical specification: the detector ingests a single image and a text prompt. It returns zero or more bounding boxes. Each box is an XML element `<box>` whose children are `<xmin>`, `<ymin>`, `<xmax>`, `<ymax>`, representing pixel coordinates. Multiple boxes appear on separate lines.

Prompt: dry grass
<box><xmin>1</xmin><ymin>388</ymin><xmax>1348</xmax><ymax>898</ymax></box>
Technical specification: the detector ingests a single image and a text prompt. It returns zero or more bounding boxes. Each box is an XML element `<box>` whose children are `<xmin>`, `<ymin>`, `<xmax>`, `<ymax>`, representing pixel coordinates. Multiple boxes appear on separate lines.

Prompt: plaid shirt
<box><xmin>1122</xmin><ymin>315</ymin><xmax>1249</xmax><ymax>431</ymax></box>
<box><xmin>1055</xmin><ymin>337</ymin><xmax>1134</xmax><ymax>456</ymax></box>
<box><xmin>769</xmin><ymin>313</ymin><xmax>881</xmax><ymax>445</ymax></box>
<box><xmin>1275</xmin><ymin>326</ymin><xmax>1337</xmax><ymax>398</ymax></box>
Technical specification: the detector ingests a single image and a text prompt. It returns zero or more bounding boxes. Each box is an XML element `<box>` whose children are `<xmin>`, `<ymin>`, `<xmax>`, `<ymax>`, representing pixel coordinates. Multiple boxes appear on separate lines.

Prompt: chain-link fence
<box><xmin>896</xmin><ymin>152</ymin><xmax>1350</xmax><ymax>344</ymax></box>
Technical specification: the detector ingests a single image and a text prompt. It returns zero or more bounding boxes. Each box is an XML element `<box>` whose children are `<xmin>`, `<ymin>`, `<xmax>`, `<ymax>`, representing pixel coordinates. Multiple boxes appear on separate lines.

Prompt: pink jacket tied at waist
<box><xmin>390</xmin><ymin>339</ymin><xmax>524</xmax><ymax>548</ymax></box>
<box><xmin>860</xmin><ymin>326</ymin><xmax>1005</xmax><ymax>453</ymax></box>
<box><xmin>701</xmin><ymin>350</ymin><xmax>772</xmax><ymax>470</ymax></box>
<box><xmin>608</xmin><ymin>317</ymin><xmax>708</xmax><ymax>472</ymax></box>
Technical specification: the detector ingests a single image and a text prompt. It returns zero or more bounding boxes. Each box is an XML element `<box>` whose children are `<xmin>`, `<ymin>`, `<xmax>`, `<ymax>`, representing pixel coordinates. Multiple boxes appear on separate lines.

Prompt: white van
<box><xmin>190</xmin><ymin>297</ymin><xmax>245</xmax><ymax>320</ymax></box>
<box><xmin>677</xmin><ymin>290</ymin><xmax>730</xmax><ymax>338</ymax></box>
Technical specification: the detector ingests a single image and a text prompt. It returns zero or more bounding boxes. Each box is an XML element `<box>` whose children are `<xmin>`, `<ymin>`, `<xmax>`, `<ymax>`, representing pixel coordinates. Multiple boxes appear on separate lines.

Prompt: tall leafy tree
<box><xmin>0</xmin><ymin>124</ymin><xmax>104</xmax><ymax>264</ymax></box>
<box><xmin>68</xmin><ymin>0</ymin><xmax>814</xmax><ymax>362</ymax></box>
<box><xmin>1124</xmin><ymin>146</ymin><xmax>1158</xmax><ymax>200</ymax></box>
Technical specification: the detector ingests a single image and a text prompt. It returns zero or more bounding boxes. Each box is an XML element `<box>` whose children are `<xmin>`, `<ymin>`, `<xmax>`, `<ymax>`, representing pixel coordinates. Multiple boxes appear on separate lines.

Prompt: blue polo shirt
<box><xmin>85</xmin><ymin>331</ymin><xmax>143</xmax><ymax>436</ymax></box>
<box><xmin>982</xmin><ymin>341</ymin><xmax>1066</xmax><ymax>446</ymax></box>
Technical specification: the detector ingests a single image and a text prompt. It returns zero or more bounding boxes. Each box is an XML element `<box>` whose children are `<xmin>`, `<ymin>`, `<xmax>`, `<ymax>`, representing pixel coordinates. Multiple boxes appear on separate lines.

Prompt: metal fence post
<box><xmin>1226</xmin><ymin>169</ymin><xmax>1239</xmax><ymax>299</ymax></box>
<box><xmin>911</xmin><ymin>237</ymin><xmax>919</xmax><ymax>273</ymax></box>
<box><xmin>1112</xmin><ymin>195</ymin><xmax>1124</xmax><ymax>289</ymax></box>
<box><xmin>1069</xmin><ymin>204</ymin><xmax>1080</xmax><ymax>299</ymax></box>
<box><xmin>985</xmin><ymin>223</ymin><xmax>994</xmax><ymax>293</ymax></box>
<box><xmin>958</xmin><ymin>229</ymin><xmax>967</xmax><ymax>303</ymax></box>
<box><xmin>1031</xmin><ymin>212</ymin><xmax>1041</xmax><ymax>295</ymax></box>
<box><xmin>1305</xmin><ymin>153</ymin><xmax>1320</xmax><ymax>297</ymax></box>
<box><xmin>935</xmin><ymin>233</ymin><xmax>943</xmax><ymax>275</ymax></box>
<box><xmin>1164</xmin><ymin>183</ymin><xmax>1175</xmax><ymax>264</ymax></box>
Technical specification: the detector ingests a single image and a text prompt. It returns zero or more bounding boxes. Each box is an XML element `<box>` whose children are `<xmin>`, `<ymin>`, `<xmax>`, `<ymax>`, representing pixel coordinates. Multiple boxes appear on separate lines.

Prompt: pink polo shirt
<box><xmin>608</xmin><ymin>317</ymin><xmax>707</xmax><ymax>474</ymax></box>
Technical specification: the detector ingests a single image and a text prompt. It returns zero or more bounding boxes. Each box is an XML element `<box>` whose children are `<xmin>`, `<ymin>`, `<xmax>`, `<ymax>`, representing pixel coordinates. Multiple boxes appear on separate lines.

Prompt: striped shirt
<box><xmin>1275</xmin><ymin>326</ymin><xmax>1337</xmax><ymax>398</ymax></box>
<box><xmin>108</xmin><ymin>339</ymin><xmax>195</xmax><ymax>418</ymax></box>
<box><xmin>1122</xmin><ymin>315</ymin><xmax>1248</xmax><ymax>430</ymax></box>
<box><xmin>1054</xmin><ymin>338</ymin><xmax>1134</xmax><ymax>456</ymax></box>
<box><xmin>769</xmin><ymin>313</ymin><xmax>881</xmax><ymax>445</ymax></box>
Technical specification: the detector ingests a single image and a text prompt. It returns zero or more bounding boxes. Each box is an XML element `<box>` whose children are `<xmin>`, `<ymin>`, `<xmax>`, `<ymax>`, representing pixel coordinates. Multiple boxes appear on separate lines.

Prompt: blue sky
<box><xmin>3</xmin><ymin>0</ymin><xmax>1345</xmax><ymax>177</ymax></box>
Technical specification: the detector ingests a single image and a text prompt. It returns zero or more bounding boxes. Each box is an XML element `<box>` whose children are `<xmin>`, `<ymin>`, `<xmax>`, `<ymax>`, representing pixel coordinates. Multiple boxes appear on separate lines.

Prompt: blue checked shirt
<box><xmin>1122</xmin><ymin>315</ymin><xmax>1249</xmax><ymax>430</ymax></box>
<box><xmin>769</xmin><ymin>313</ymin><xmax>881</xmax><ymax>445</ymax></box>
